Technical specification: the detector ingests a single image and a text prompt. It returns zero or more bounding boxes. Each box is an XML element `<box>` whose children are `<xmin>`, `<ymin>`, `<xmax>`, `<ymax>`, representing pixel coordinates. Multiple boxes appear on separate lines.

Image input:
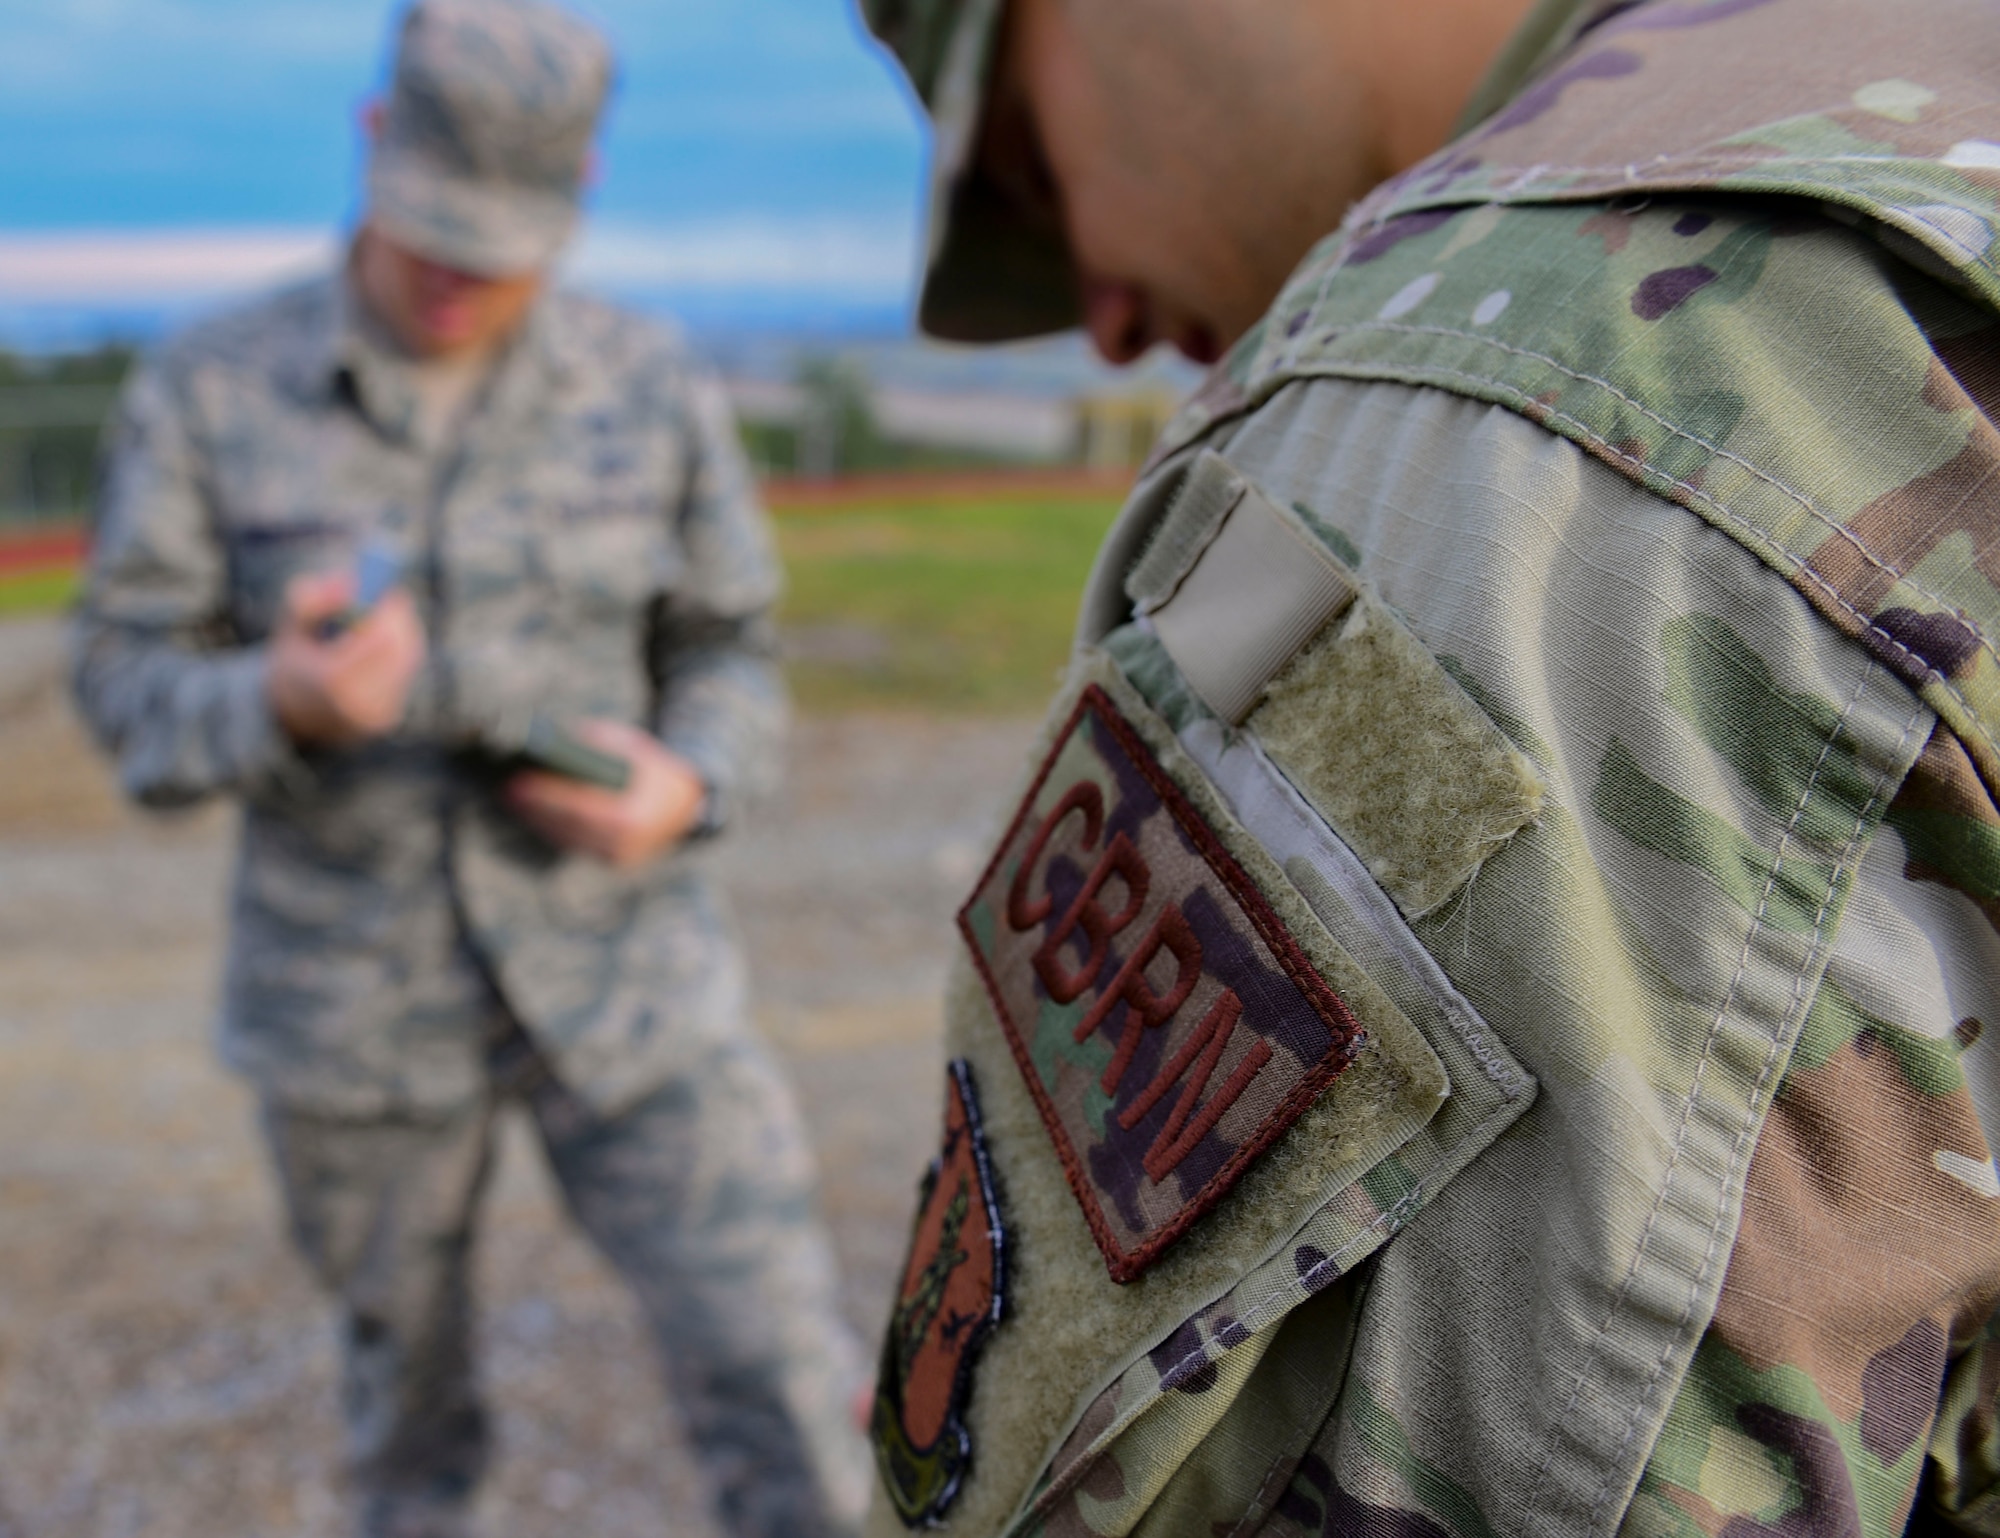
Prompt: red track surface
<box><xmin>0</xmin><ymin>527</ymin><xmax>86</xmax><ymax>577</ymax></box>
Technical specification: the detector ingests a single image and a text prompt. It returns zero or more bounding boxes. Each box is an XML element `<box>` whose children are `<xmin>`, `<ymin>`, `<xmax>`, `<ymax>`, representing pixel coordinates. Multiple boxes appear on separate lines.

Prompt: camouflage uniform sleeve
<box><xmin>999</xmin><ymin>389</ymin><xmax>2000</xmax><ymax>1538</ymax></box>
<box><xmin>70</xmin><ymin>362</ymin><xmax>301</xmax><ymax>808</ymax></box>
<box><xmin>648</xmin><ymin>354</ymin><xmax>786</xmax><ymax>819</ymax></box>
<box><xmin>1621</xmin><ymin>725</ymin><xmax>2000</xmax><ymax>1538</ymax></box>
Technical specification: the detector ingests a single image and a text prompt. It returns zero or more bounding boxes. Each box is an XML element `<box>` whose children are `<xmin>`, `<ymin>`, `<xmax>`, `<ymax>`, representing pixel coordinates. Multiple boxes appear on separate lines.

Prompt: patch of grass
<box><xmin>773</xmin><ymin>491</ymin><xmax>1124</xmax><ymax>712</ymax></box>
<box><xmin>0</xmin><ymin>568</ymin><xmax>78</xmax><ymax>617</ymax></box>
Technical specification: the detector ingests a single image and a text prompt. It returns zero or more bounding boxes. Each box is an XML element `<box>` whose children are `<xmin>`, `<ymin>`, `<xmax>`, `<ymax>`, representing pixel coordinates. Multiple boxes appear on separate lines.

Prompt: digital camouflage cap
<box><xmin>859</xmin><ymin>0</ymin><xmax>1079</xmax><ymax>341</ymax></box>
<box><xmin>369</xmin><ymin>0</ymin><xmax>614</xmax><ymax>277</ymax></box>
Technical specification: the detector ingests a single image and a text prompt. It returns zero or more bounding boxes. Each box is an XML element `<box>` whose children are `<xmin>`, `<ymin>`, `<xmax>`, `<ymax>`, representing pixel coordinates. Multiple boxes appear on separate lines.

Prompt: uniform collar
<box><xmin>1454</xmin><ymin>0</ymin><xmax>1638</xmax><ymax>135</ymax></box>
<box><xmin>305</xmin><ymin>241</ymin><xmax>576</xmax><ymax>447</ymax></box>
<box><xmin>328</xmin><ymin>262</ymin><xmax>422</xmax><ymax>443</ymax></box>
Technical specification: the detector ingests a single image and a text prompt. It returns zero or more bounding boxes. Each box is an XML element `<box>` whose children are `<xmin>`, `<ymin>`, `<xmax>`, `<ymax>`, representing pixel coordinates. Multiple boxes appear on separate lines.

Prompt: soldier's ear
<box><xmin>358</xmin><ymin>96</ymin><xmax>386</xmax><ymax>141</ymax></box>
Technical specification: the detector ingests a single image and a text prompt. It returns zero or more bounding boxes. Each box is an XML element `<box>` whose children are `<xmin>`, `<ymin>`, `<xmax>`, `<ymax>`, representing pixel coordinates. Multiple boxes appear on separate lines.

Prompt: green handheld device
<box><xmin>518</xmin><ymin>714</ymin><xmax>633</xmax><ymax>791</ymax></box>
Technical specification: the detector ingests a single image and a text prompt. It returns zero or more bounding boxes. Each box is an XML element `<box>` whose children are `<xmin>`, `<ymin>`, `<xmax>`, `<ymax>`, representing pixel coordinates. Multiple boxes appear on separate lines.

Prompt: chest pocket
<box><xmin>533</xmin><ymin>498</ymin><xmax>680</xmax><ymax>615</ymax></box>
<box><xmin>870</xmin><ymin>454</ymin><xmax>1544</xmax><ymax>1538</ymax></box>
<box><xmin>523</xmin><ymin>403</ymin><xmax>686</xmax><ymax>616</ymax></box>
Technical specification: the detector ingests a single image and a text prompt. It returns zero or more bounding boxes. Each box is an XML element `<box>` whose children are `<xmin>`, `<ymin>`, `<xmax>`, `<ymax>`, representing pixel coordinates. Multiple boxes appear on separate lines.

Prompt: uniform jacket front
<box><xmin>73</xmin><ymin>270</ymin><xmax>785</xmax><ymax>1117</ymax></box>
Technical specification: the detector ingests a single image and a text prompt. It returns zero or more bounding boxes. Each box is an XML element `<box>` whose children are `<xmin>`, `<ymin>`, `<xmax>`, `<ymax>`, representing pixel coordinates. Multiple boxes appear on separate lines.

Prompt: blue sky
<box><xmin>0</xmin><ymin>0</ymin><xmax>935</xmax><ymax>342</ymax></box>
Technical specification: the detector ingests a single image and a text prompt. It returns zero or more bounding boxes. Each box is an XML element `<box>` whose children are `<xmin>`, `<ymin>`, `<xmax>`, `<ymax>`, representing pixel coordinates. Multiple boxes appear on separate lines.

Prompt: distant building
<box><xmin>726</xmin><ymin>369</ymin><xmax>1188</xmax><ymax>476</ymax></box>
<box><xmin>1070</xmin><ymin>388</ymin><xmax>1181</xmax><ymax>472</ymax></box>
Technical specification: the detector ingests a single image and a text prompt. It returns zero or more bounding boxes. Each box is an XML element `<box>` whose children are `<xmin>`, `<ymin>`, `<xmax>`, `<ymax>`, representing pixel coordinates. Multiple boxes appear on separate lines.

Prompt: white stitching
<box><xmin>1209</xmin><ymin>721</ymin><xmax>1530</xmax><ymax>1098</ymax></box>
<box><xmin>1149</xmin><ymin>1135</ymin><xmax>1467</xmax><ymax>1408</ymax></box>
<box><xmin>1041</xmin><ymin>1132</ymin><xmax>1473</xmax><ymax>1518</ymax></box>
<box><xmin>1346</xmin><ymin>321</ymin><xmax>1998</xmax><ymax>667</ymax></box>
<box><xmin>1587</xmin><ymin>677</ymin><xmax>1925</xmax><ymax>1527</ymax></box>
<box><xmin>1516</xmin><ymin>657</ymin><xmax>1925</xmax><ymax>1526</ymax></box>
<box><xmin>1526</xmin><ymin>658</ymin><xmax>1865</xmax><ymax>1509</ymax></box>
<box><xmin>1352</xmin><ymin>163</ymin><xmax>2000</xmax><ymax>283</ymax></box>
<box><xmin>1260</xmin><ymin>330</ymin><xmax>2000</xmax><ymax>774</ymax></box>
<box><xmin>1225</xmin><ymin>1453</ymin><xmax>1305</xmax><ymax>1538</ymax></box>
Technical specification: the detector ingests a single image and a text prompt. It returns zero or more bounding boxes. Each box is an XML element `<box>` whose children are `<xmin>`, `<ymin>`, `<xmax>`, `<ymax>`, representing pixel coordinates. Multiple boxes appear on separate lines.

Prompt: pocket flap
<box><xmin>1132</xmin><ymin>450</ymin><xmax>1543</xmax><ymax>921</ymax></box>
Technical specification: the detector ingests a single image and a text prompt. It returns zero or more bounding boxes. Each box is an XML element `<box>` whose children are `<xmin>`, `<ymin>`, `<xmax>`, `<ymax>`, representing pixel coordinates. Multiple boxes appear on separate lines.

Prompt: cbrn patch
<box><xmin>959</xmin><ymin>683</ymin><xmax>1367</xmax><ymax>1283</ymax></box>
<box><xmin>872</xmin><ymin>1059</ymin><xmax>1008</xmax><ymax>1528</ymax></box>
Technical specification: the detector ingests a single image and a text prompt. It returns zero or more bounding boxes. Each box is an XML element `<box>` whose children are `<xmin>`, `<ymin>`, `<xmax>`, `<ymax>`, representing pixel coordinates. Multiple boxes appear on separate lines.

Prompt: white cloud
<box><xmin>0</xmin><ymin>228</ymin><xmax>336</xmax><ymax>303</ymax></box>
<box><xmin>568</xmin><ymin>217</ymin><xmax>918</xmax><ymax>299</ymax></box>
<box><xmin>0</xmin><ymin>217</ymin><xmax>919</xmax><ymax>307</ymax></box>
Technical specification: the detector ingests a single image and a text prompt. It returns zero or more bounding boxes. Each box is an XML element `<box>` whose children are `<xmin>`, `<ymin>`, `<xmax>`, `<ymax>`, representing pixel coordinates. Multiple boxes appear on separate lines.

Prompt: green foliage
<box><xmin>739</xmin><ymin>355</ymin><xmax>1047</xmax><ymax>478</ymax></box>
<box><xmin>793</xmin><ymin>357</ymin><xmax>881</xmax><ymax>477</ymax></box>
<box><xmin>744</xmin><ymin>421</ymin><xmax>1040</xmax><ymax>477</ymax></box>
<box><xmin>0</xmin><ymin>345</ymin><xmax>135</xmax><ymax>527</ymax></box>
<box><xmin>773</xmin><ymin>490</ymin><xmax>1124</xmax><ymax>712</ymax></box>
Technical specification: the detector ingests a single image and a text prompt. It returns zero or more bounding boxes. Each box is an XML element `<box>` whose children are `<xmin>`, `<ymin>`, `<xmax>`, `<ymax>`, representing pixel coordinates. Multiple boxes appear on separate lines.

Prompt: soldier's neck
<box><xmin>1329</xmin><ymin>0</ymin><xmax>1543</xmax><ymax>175</ymax></box>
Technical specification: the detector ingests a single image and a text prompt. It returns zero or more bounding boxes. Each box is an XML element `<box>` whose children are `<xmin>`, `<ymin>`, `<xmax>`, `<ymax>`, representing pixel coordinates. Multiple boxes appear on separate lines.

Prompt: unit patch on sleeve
<box><xmin>959</xmin><ymin>683</ymin><xmax>1366</xmax><ymax>1284</ymax></box>
<box><xmin>872</xmin><ymin>1059</ymin><xmax>1007</xmax><ymax>1529</ymax></box>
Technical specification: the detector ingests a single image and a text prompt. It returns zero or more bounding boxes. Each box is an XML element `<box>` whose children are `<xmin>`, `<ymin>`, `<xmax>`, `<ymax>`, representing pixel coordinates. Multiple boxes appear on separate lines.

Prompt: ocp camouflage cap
<box><xmin>369</xmin><ymin>0</ymin><xmax>614</xmax><ymax>277</ymax></box>
<box><xmin>860</xmin><ymin>0</ymin><xmax>1079</xmax><ymax>341</ymax></box>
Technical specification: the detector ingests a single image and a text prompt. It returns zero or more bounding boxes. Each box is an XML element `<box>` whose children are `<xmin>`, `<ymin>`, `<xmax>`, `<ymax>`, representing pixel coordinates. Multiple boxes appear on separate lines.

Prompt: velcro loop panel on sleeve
<box><xmin>1248</xmin><ymin>599</ymin><xmax>1546</xmax><ymax>920</ymax></box>
<box><xmin>1135</xmin><ymin>451</ymin><xmax>1358</xmax><ymax>726</ymax></box>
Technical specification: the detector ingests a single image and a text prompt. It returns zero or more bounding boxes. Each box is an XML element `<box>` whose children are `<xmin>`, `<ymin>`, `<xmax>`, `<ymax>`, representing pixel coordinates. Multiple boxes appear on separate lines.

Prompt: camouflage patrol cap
<box><xmin>860</xmin><ymin>0</ymin><xmax>1079</xmax><ymax>341</ymax></box>
<box><xmin>368</xmin><ymin>0</ymin><xmax>614</xmax><ymax>277</ymax></box>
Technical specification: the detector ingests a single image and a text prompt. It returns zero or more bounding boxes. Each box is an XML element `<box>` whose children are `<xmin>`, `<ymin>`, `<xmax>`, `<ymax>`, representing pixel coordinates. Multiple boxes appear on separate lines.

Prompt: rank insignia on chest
<box><xmin>961</xmin><ymin>684</ymin><xmax>1366</xmax><ymax>1283</ymax></box>
<box><xmin>873</xmin><ymin>1059</ymin><xmax>1007</xmax><ymax>1528</ymax></box>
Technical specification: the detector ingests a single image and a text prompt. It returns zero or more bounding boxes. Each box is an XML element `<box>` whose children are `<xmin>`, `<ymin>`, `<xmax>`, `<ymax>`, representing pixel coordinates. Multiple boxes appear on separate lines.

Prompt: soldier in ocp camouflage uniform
<box><xmin>70</xmin><ymin>3</ymin><xmax>869</xmax><ymax>1535</ymax></box>
<box><xmin>855</xmin><ymin>0</ymin><xmax>2000</xmax><ymax>1535</ymax></box>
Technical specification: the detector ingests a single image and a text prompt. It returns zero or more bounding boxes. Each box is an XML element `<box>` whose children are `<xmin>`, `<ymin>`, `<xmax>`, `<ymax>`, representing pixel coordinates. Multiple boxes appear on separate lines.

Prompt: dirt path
<box><xmin>0</xmin><ymin>617</ymin><xmax>1037</xmax><ymax>1538</ymax></box>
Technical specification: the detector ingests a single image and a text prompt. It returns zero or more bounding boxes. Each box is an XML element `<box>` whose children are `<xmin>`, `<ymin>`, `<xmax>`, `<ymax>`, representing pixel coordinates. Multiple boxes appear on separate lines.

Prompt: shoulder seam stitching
<box><xmin>1254</xmin><ymin>321</ymin><xmax>1998</xmax><ymax>769</ymax></box>
<box><xmin>1521</xmin><ymin>659</ymin><xmax>1929</xmax><ymax>1523</ymax></box>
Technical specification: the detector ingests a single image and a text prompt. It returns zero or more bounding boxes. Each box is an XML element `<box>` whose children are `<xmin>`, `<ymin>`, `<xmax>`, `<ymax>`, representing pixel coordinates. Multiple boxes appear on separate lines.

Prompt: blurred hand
<box><xmin>505</xmin><ymin>718</ymin><xmax>706</xmax><ymax>869</ymax></box>
<box><xmin>267</xmin><ymin>568</ymin><xmax>425</xmax><ymax>748</ymax></box>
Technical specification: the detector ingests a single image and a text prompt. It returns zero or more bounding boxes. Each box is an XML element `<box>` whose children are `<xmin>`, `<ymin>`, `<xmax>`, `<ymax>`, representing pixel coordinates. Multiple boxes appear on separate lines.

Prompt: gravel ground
<box><xmin>0</xmin><ymin>617</ymin><xmax>1037</xmax><ymax>1538</ymax></box>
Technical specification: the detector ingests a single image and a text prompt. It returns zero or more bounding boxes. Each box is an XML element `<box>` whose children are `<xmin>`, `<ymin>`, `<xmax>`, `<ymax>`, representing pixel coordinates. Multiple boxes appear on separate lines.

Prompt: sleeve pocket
<box><xmin>928</xmin><ymin>642</ymin><xmax>1535</xmax><ymax>1538</ymax></box>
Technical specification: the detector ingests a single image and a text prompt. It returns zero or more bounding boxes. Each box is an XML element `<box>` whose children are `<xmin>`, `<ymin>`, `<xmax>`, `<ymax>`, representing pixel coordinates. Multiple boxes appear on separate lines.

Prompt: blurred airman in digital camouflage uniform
<box><xmin>855</xmin><ymin>0</ymin><xmax>2000</xmax><ymax>1535</ymax></box>
<box><xmin>70</xmin><ymin>2</ymin><xmax>870</xmax><ymax>1534</ymax></box>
